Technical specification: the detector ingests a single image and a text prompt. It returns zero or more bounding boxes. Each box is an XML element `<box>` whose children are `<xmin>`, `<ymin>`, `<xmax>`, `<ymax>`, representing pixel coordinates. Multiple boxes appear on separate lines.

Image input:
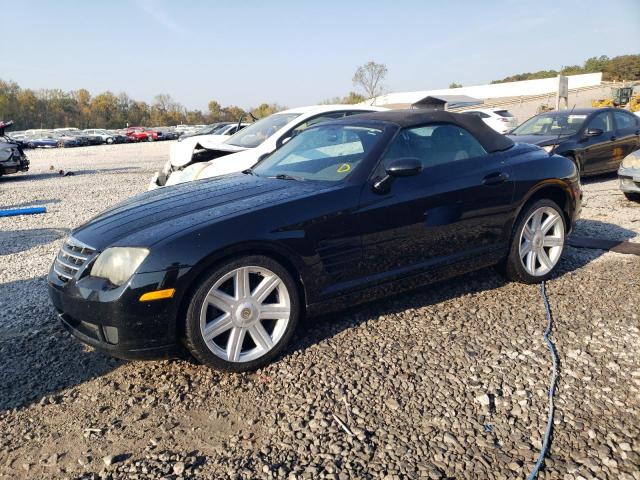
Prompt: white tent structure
<box><xmin>367</xmin><ymin>73</ymin><xmax>603</xmax><ymax>109</ymax></box>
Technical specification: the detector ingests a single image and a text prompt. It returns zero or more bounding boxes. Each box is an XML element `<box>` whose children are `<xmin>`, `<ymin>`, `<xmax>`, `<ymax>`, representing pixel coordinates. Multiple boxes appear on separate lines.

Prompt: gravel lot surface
<box><xmin>0</xmin><ymin>143</ymin><xmax>638</xmax><ymax>479</ymax></box>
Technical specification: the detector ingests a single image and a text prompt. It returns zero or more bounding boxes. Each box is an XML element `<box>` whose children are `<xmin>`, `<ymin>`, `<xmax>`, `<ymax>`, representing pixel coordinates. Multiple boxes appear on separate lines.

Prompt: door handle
<box><xmin>610</xmin><ymin>136</ymin><xmax>617</xmax><ymax>141</ymax></box>
<box><xmin>482</xmin><ymin>172</ymin><xmax>509</xmax><ymax>185</ymax></box>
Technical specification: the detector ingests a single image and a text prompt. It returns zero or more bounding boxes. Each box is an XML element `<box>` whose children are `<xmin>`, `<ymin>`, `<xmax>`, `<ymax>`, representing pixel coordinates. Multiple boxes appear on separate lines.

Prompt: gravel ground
<box><xmin>0</xmin><ymin>143</ymin><xmax>638</xmax><ymax>480</ymax></box>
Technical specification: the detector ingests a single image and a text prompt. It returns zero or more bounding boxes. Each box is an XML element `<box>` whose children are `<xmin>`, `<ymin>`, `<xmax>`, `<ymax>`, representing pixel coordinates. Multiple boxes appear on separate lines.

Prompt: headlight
<box><xmin>542</xmin><ymin>145</ymin><xmax>555</xmax><ymax>153</ymax></box>
<box><xmin>621</xmin><ymin>152</ymin><xmax>640</xmax><ymax>169</ymax></box>
<box><xmin>90</xmin><ymin>247</ymin><xmax>149</xmax><ymax>286</ymax></box>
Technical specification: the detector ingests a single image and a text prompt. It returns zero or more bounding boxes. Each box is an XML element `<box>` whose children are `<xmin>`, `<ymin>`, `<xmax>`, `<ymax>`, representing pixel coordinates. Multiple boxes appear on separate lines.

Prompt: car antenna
<box><xmin>549</xmin><ymin>104</ymin><xmax>575</xmax><ymax>157</ymax></box>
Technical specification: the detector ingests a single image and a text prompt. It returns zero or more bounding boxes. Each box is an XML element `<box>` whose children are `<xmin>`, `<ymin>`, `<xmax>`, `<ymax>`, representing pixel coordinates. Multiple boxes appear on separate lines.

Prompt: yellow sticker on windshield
<box><xmin>337</xmin><ymin>163</ymin><xmax>351</xmax><ymax>173</ymax></box>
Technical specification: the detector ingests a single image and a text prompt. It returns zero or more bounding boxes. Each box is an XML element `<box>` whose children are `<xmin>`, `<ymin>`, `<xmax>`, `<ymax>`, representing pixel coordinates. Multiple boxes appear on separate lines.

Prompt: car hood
<box><xmin>169</xmin><ymin>137</ymin><xmax>246</xmax><ymax>168</ymax></box>
<box><xmin>506</xmin><ymin>134</ymin><xmax>559</xmax><ymax>146</ymax></box>
<box><xmin>72</xmin><ymin>174</ymin><xmax>328</xmax><ymax>251</ymax></box>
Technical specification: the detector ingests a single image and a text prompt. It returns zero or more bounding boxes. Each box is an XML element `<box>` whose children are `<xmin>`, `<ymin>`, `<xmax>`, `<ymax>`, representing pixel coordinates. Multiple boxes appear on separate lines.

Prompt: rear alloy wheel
<box><xmin>184</xmin><ymin>255</ymin><xmax>299</xmax><ymax>371</ymax></box>
<box><xmin>505</xmin><ymin>199</ymin><xmax>566</xmax><ymax>283</ymax></box>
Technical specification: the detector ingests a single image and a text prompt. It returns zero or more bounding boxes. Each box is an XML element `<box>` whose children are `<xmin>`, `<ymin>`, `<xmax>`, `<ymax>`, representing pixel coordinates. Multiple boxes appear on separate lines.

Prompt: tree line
<box><xmin>0</xmin><ymin>80</ymin><xmax>286</xmax><ymax>130</ymax></box>
<box><xmin>490</xmin><ymin>54</ymin><xmax>640</xmax><ymax>84</ymax></box>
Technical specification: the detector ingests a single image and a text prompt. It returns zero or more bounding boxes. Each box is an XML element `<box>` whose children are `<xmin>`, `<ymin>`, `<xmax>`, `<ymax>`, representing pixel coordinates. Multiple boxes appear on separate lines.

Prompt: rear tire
<box><xmin>624</xmin><ymin>191</ymin><xmax>640</xmax><ymax>202</ymax></box>
<box><xmin>184</xmin><ymin>255</ymin><xmax>300</xmax><ymax>372</ymax></box>
<box><xmin>504</xmin><ymin>199</ymin><xmax>566</xmax><ymax>283</ymax></box>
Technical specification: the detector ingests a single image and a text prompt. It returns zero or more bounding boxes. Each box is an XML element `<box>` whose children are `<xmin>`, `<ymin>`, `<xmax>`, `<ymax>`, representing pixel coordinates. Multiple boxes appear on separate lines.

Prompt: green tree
<box><xmin>448</xmin><ymin>82</ymin><xmax>463</xmax><ymax>88</ymax></box>
<box><xmin>208</xmin><ymin>100</ymin><xmax>223</xmax><ymax>121</ymax></box>
<box><xmin>251</xmin><ymin>103</ymin><xmax>284</xmax><ymax>119</ymax></box>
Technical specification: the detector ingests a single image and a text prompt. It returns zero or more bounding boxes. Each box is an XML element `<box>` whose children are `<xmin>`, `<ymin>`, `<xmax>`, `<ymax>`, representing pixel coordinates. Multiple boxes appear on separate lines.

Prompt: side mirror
<box><xmin>585</xmin><ymin>128</ymin><xmax>603</xmax><ymax>138</ymax></box>
<box><xmin>256</xmin><ymin>152</ymin><xmax>270</xmax><ymax>163</ymax></box>
<box><xmin>386</xmin><ymin>157</ymin><xmax>422</xmax><ymax>177</ymax></box>
<box><xmin>373</xmin><ymin>158</ymin><xmax>422</xmax><ymax>193</ymax></box>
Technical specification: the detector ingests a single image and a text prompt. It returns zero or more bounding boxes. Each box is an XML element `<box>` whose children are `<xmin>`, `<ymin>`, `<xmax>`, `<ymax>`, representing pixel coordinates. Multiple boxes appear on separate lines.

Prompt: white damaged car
<box><xmin>149</xmin><ymin>104</ymin><xmax>387</xmax><ymax>189</ymax></box>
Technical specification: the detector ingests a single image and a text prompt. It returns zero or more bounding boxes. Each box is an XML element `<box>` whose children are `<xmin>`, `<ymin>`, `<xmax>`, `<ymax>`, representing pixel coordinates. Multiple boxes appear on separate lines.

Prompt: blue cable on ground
<box><xmin>527</xmin><ymin>281</ymin><xmax>559</xmax><ymax>480</ymax></box>
<box><xmin>0</xmin><ymin>206</ymin><xmax>46</xmax><ymax>217</ymax></box>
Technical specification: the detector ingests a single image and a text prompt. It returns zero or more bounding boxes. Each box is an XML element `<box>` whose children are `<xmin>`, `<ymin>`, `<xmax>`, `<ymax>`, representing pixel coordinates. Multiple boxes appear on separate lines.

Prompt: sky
<box><xmin>1</xmin><ymin>0</ymin><xmax>639</xmax><ymax>111</ymax></box>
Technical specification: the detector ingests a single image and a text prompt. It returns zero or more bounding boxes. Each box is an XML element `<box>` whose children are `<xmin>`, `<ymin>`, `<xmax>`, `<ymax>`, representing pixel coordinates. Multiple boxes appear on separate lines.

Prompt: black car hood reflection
<box><xmin>72</xmin><ymin>174</ymin><xmax>328</xmax><ymax>250</ymax></box>
<box><xmin>507</xmin><ymin>134</ymin><xmax>560</xmax><ymax>146</ymax></box>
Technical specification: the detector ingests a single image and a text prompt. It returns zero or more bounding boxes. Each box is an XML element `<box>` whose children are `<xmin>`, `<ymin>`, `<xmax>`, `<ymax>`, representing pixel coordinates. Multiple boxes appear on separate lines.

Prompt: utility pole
<box><xmin>556</xmin><ymin>74</ymin><xmax>569</xmax><ymax>110</ymax></box>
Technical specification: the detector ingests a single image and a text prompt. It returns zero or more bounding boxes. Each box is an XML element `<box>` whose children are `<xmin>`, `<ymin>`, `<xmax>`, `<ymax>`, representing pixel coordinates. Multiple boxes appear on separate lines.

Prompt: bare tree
<box><xmin>352</xmin><ymin>61</ymin><xmax>388</xmax><ymax>99</ymax></box>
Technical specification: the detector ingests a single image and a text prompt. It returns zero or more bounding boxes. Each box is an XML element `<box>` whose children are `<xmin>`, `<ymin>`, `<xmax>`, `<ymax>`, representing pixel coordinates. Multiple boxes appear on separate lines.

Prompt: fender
<box><xmin>512</xmin><ymin>179</ymin><xmax>575</xmax><ymax>233</ymax></box>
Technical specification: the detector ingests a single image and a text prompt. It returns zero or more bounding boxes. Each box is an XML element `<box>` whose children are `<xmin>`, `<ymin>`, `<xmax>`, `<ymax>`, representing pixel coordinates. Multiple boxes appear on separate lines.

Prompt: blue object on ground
<box><xmin>0</xmin><ymin>206</ymin><xmax>47</xmax><ymax>217</ymax></box>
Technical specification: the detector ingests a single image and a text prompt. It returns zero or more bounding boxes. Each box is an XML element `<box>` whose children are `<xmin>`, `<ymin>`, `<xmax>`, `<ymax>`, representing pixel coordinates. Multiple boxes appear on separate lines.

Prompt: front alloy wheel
<box><xmin>185</xmin><ymin>256</ymin><xmax>299</xmax><ymax>371</ymax></box>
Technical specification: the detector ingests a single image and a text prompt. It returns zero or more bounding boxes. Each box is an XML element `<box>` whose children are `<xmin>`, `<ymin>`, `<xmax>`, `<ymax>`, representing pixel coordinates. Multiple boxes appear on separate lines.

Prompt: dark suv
<box><xmin>0</xmin><ymin>121</ymin><xmax>29</xmax><ymax>177</ymax></box>
<box><xmin>508</xmin><ymin>107</ymin><xmax>640</xmax><ymax>176</ymax></box>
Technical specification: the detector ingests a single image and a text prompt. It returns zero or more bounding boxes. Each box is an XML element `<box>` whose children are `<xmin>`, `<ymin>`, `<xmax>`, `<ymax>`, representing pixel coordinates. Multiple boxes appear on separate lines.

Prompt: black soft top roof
<box><xmin>340</xmin><ymin>110</ymin><xmax>514</xmax><ymax>153</ymax></box>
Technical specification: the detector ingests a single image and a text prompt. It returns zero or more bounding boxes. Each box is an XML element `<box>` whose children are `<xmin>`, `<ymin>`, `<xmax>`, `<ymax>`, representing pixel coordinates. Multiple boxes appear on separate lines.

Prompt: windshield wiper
<box><xmin>242</xmin><ymin>168</ymin><xmax>255</xmax><ymax>175</ymax></box>
<box><xmin>270</xmin><ymin>173</ymin><xmax>303</xmax><ymax>181</ymax></box>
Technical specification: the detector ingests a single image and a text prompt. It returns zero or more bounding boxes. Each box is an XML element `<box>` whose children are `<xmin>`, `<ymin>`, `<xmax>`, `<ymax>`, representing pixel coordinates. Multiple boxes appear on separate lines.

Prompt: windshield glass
<box><xmin>253</xmin><ymin>124</ymin><xmax>384</xmax><ymax>182</ymax></box>
<box><xmin>511</xmin><ymin>113</ymin><xmax>587</xmax><ymax>136</ymax></box>
<box><xmin>226</xmin><ymin>113</ymin><xmax>300</xmax><ymax>148</ymax></box>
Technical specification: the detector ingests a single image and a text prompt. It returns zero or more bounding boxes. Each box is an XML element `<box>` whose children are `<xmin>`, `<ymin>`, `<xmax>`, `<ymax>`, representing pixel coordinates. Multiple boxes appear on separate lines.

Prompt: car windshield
<box><xmin>226</xmin><ymin>113</ymin><xmax>301</xmax><ymax>148</ymax></box>
<box><xmin>511</xmin><ymin>113</ymin><xmax>587</xmax><ymax>136</ymax></box>
<box><xmin>253</xmin><ymin>124</ymin><xmax>384</xmax><ymax>182</ymax></box>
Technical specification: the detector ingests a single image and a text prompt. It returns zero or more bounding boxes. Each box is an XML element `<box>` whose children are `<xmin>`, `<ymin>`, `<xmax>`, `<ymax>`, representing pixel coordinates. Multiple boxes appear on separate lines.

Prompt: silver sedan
<box><xmin>619</xmin><ymin>150</ymin><xmax>640</xmax><ymax>202</ymax></box>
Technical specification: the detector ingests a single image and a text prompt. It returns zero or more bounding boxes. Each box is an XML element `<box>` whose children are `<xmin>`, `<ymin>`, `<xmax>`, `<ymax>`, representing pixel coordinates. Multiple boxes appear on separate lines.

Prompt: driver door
<box><xmin>357</xmin><ymin>124</ymin><xmax>514</xmax><ymax>281</ymax></box>
<box><xmin>581</xmin><ymin>111</ymin><xmax>616</xmax><ymax>174</ymax></box>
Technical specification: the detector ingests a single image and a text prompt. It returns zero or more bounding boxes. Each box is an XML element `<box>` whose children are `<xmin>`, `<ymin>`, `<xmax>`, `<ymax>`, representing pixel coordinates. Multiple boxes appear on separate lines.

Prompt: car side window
<box><xmin>382</xmin><ymin>124</ymin><xmax>487</xmax><ymax>169</ymax></box>
<box><xmin>587</xmin><ymin>112</ymin><xmax>614</xmax><ymax>133</ymax></box>
<box><xmin>466</xmin><ymin>111</ymin><xmax>490</xmax><ymax>119</ymax></box>
<box><xmin>285</xmin><ymin>112</ymin><xmax>347</xmax><ymax>141</ymax></box>
<box><xmin>613</xmin><ymin>111</ymin><xmax>637</xmax><ymax>130</ymax></box>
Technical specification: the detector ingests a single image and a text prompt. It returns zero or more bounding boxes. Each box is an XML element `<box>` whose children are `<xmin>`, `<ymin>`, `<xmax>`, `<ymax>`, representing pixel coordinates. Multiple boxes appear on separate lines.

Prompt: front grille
<box><xmin>54</xmin><ymin>238</ymin><xmax>96</xmax><ymax>283</ymax></box>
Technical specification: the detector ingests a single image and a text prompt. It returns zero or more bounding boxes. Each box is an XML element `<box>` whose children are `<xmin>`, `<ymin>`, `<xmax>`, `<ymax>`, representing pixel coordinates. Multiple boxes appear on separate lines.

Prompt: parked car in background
<box><xmin>84</xmin><ymin>129</ymin><xmax>116</xmax><ymax>144</ymax></box>
<box><xmin>155</xmin><ymin>128</ymin><xmax>180</xmax><ymax>141</ymax></box>
<box><xmin>508</xmin><ymin>107</ymin><xmax>640</xmax><ymax>176</ymax></box>
<box><xmin>178</xmin><ymin>123</ymin><xmax>232</xmax><ymax>141</ymax></box>
<box><xmin>459</xmin><ymin>108</ymin><xmax>518</xmax><ymax>133</ymax></box>
<box><xmin>113</xmin><ymin>130</ymin><xmax>134</xmax><ymax>143</ymax></box>
<box><xmin>54</xmin><ymin>132</ymin><xmax>82</xmax><ymax>148</ymax></box>
<box><xmin>151</xmin><ymin>105</ymin><xmax>388</xmax><ymax>189</ymax></box>
<box><xmin>26</xmin><ymin>133</ymin><xmax>59</xmax><ymax>148</ymax></box>
<box><xmin>618</xmin><ymin>149</ymin><xmax>640</xmax><ymax>201</ymax></box>
<box><xmin>50</xmin><ymin>110</ymin><xmax>581</xmax><ymax>371</ymax></box>
<box><xmin>0</xmin><ymin>121</ymin><xmax>29</xmax><ymax>177</ymax></box>
<box><xmin>126</xmin><ymin>127</ymin><xmax>159</xmax><ymax>142</ymax></box>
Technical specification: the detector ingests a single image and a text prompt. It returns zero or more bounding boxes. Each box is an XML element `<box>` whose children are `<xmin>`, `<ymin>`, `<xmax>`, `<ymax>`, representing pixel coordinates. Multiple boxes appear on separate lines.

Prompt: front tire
<box><xmin>505</xmin><ymin>199</ymin><xmax>566</xmax><ymax>283</ymax></box>
<box><xmin>184</xmin><ymin>255</ymin><xmax>300</xmax><ymax>372</ymax></box>
<box><xmin>624</xmin><ymin>191</ymin><xmax>640</xmax><ymax>202</ymax></box>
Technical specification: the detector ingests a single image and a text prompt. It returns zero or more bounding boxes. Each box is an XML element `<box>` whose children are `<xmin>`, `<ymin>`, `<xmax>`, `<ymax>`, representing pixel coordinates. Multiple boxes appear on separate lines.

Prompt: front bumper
<box><xmin>618</xmin><ymin>166</ymin><xmax>640</xmax><ymax>193</ymax></box>
<box><xmin>47</xmin><ymin>267</ymin><xmax>184</xmax><ymax>360</ymax></box>
<box><xmin>0</xmin><ymin>154</ymin><xmax>29</xmax><ymax>174</ymax></box>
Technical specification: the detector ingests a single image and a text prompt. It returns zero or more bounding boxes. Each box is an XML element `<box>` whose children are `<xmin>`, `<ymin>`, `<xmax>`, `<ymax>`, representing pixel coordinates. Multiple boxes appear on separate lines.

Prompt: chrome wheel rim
<box><xmin>199</xmin><ymin>266</ymin><xmax>291</xmax><ymax>363</ymax></box>
<box><xmin>519</xmin><ymin>207</ymin><xmax>565</xmax><ymax>276</ymax></box>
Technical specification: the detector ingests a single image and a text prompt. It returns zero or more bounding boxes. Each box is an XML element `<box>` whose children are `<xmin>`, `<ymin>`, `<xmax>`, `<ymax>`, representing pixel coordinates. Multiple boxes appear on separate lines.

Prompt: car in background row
<box><xmin>27</xmin><ymin>134</ymin><xmax>60</xmax><ymax>148</ymax></box>
<box><xmin>50</xmin><ymin>110</ymin><xmax>581</xmax><ymax>371</ymax></box>
<box><xmin>155</xmin><ymin>129</ymin><xmax>180</xmax><ymax>141</ymax></box>
<box><xmin>84</xmin><ymin>129</ymin><xmax>116</xmax><ymax>144</ymax></box>
<box><xmin>459</xmin><ymin>108</ymin><xmax>518</xmax><ymax>133</ymax></box>
<box><xmin>150</xmin><ymin>105</ymin><xmax>387</xmax><ymax>189</ymax></box>
<box><xmin>0</xmin><ymin>121</ymin><xmax>29</xmax><ymax>177</ymax></box>
<box><xmin>618</xmin><ymin>149</ymin><xmax>640</xmax><ymax>201</ymax></box>
<box><xmin>126</xmin><ymin>127</ymin><xmax>159</xmax><ymax>142</ymax></box>
<box><xmin>178</xmin><ymin>123</ymin><xmax>232</xmax><ymax>141</ymax></box>
<box><xmin>508</xmin><ymin>107</ymin><xmax>640</xmax><ymax>176</ymax></box>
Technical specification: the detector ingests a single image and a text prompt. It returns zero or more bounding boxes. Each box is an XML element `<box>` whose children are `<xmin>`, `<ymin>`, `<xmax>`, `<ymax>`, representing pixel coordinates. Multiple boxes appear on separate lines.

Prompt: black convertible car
<box><xmin>508</xmin><ymin>107</ymin><xmax>640</xmax><ymax>176</ymax></box>
<box><xmin>48</xmin><ymin>110</ymin><xmax>581</xmax><ymax>371</ymax></box>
